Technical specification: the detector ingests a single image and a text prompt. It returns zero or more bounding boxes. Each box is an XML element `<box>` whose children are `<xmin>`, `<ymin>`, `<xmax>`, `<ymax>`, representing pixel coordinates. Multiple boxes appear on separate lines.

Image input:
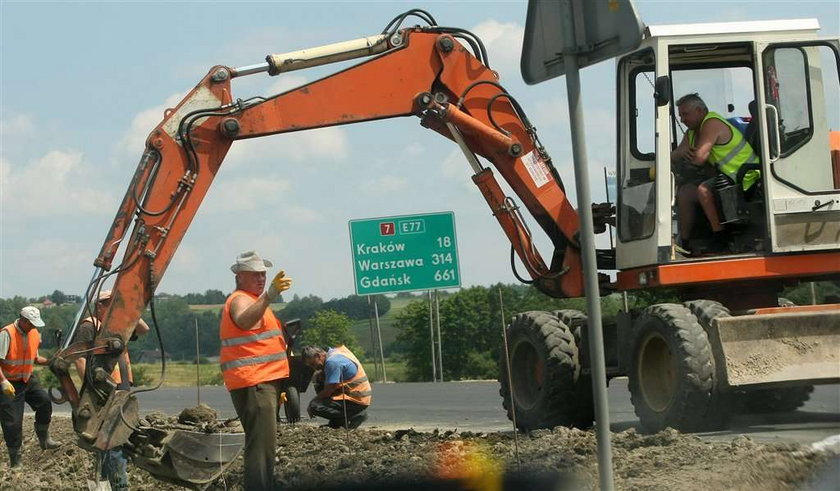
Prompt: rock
<box><xmin>178</xmin><ymin>403</ymin><xmax>218</xmax><ymax>425</ymax></box>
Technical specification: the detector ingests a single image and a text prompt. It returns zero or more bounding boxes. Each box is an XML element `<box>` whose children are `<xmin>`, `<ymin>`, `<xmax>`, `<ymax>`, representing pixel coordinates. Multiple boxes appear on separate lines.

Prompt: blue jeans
<box><xmin>100</xmin><ymin>447</ymin><xmax>128</xmax><ymax>490</ymax></box>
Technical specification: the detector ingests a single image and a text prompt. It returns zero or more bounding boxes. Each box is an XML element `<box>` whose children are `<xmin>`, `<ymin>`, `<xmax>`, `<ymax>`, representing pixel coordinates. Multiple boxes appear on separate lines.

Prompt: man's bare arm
<box><xmin>135</xmin><ymin>318</ymin><xmax>150</xmax><ymax>337</ymax></box>
<box><xmin>670</xmin><ymin>134</ymin><xmax>691</xmax><ymax>164</ymax></box>
<box><xmin>230</xmin><ymin>294</ymin><xmax>273</xmax><ymax>331</ymax></box>
<box><xmin>74</xmin><ymin>358</ymin><xmax>86</xmax><ymax>379</ymax></box>
<box><xmin>690</xmin><ymin>118</ymin><xmax>729</xmax><ymax>166</ymax></box>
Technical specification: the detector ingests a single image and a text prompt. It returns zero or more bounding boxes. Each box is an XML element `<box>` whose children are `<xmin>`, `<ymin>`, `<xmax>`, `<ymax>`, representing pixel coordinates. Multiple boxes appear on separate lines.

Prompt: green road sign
<box><xmin>349</xmin><ymin>212</ymin><xmax>460</xmax><ymax>295</ymax></box>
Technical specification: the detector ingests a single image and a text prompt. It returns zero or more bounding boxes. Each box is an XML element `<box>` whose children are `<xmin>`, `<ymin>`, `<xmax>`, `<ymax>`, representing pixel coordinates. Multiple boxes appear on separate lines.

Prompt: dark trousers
<box><xmin>230</xmin><ymin>379</ymin><xmax>284</xmax><ymax>491</ymax></box>
<box><xmin>99</xmin><ymin>448</ymin><xmax>128</xmax><ymax>490</ymax></box>
<box><xmin>309</xmin><ymin>398</ymin><xmax>367</xmax><ymax>427</ymax></box>
<box><xmin>0</xmin><ymin>376</ymin><xmax>52</xmax><ymax>450</ymax></box>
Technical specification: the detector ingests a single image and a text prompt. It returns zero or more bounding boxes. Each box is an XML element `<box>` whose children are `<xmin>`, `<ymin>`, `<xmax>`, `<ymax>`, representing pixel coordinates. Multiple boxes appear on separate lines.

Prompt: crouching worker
<box><xmin>302</xmin><ymin>345</ymin><xmax>371</xmax><ymax>429</ymax></box>
<box><xmin>0</xmin><ymin>306</ymin><xmax>61</xmax><ymax>469</ymax></box>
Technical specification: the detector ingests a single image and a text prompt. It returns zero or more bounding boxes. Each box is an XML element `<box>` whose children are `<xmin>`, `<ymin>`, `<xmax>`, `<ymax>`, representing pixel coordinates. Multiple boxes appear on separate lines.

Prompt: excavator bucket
<box><xmin>127</xmin><ymin>426</ymin><xmax>245</xmax><ymax>490</ymax></box>
<box><xmin>709</xmin><ymin>306</ymin><xmax>840</xmax><ymax>387</ymax></box>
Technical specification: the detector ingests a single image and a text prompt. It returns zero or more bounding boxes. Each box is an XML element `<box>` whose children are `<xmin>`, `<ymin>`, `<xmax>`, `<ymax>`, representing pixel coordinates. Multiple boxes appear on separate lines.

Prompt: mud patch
<box><xmin>0</xmin><ymin>415</ymin><xmax>832</xmax><ymax>490</ymax></box>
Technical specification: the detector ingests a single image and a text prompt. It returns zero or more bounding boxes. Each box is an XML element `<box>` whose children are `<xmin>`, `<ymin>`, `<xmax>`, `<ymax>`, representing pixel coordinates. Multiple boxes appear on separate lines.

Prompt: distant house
<box><xmin>138</xmin><ymin>349</ymin><xmax>172</xmax><ymax>362</ymax></box>
<box><xmin>41</xmin><ymin>299</ymin><xmax>55</xmax><ymax>309</ymax></box>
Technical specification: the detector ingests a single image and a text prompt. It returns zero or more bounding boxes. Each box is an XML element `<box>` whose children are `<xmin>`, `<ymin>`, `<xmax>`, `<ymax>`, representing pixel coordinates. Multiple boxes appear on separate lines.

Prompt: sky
<box><xmin>1</xmin><ymin>0</ymin><xmax>838</xmax><ymax>301</ymax></box>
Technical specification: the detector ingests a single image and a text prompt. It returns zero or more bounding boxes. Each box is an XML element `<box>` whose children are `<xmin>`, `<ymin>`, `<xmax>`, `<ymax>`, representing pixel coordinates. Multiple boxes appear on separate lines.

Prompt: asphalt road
<box><xmin>53</xmin><ymin>378</ymin><xmax>840</xmax><ymax>446</ymax></box>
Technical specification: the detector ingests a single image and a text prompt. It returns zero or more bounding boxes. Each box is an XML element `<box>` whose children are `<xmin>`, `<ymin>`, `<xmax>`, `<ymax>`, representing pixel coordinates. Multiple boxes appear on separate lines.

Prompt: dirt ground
<box><xmin>0</xmin><ymin>412</ymin><xmax>835</xmax><ymax>490</ymax></box>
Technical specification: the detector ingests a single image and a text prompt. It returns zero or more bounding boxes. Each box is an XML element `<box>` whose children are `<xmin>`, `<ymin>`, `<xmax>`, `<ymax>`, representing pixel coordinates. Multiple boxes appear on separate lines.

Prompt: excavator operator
<box><xmin>219</xmin><ymin>250</ymin><xmax>293</xmax><ymax>491</ymax></box>
<box><xmin>670</xmin><ymin>93</ymin><xmax>761</xmax><ymax>254</ymax></box>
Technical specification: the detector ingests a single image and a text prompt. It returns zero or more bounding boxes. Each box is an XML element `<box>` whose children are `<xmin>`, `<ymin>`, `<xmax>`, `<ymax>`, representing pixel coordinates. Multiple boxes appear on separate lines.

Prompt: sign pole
<box><xmin>367</xmin><ymin>296</ymin><xmax>380</xmax><ymax>381</ymax></box>
<box><xmin>428</xmin><ymin>290</ymin><xmax>437</xmax><ymax>382</ymax></box>
<box><xmin>194</xmin><ymin>317</ymin><xmax>200</xmax><ymax>406</ymax></box>
<box><xmin>563</xmin><ymin>1</ymin><xmax>614</xmax><ymax>488</ymax></box>
<box><xmin>434</xmin><ymin>290</ymin><xmax>443</xmax><ymax>382</ymax></box>
<box><xmin>373</xmin><ymin>298</ymin><xmax>387</xmax><ymax>383</ymax></box>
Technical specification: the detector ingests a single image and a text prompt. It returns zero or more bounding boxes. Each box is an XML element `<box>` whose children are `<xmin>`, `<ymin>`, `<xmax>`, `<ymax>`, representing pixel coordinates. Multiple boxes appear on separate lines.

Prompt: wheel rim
<box><xmin>511</xmin><ymin>339</ymin><xmax>544</xmax><ymax>410</ymax></box>
<box><xmin>638</xmin><ymin>332</ymin><xmax>677</xmax><ymax>412</ymax></box>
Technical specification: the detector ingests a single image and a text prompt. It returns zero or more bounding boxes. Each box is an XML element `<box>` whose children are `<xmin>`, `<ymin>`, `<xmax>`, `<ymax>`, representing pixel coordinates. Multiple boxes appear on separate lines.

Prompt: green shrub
<box><xmin>131</xmin><ymin>364</ymin><xmax>154</xmax><ymax>387</ymax></box>
<box><xmin>205</xmin><ymin>370</ymin><xmax>224</xmax><ymax>386</ymax></box>
<box><xmin>35</xmin><ymin>367</ymin><xmax>60</xmax><ymax>389</ymax></box>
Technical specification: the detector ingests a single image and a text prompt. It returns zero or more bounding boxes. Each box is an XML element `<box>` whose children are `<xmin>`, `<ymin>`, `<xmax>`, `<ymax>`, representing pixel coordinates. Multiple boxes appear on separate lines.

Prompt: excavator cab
<box><xmin>616</xmin><ymin>19</ymin><xmax>840</xmax><ymax>269</ymax></box>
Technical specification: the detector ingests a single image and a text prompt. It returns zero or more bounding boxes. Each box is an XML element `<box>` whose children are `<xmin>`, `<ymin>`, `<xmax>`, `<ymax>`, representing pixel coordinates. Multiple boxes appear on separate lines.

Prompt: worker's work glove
<box><xmin>266</xmin><ymin>270</ymin><xmax>292</xmax><ymax>302</ymax></box>
<box><xmin>1</xmin><ymin>380</ymin><xmax>15</xmax><ymax>398</ymax></box>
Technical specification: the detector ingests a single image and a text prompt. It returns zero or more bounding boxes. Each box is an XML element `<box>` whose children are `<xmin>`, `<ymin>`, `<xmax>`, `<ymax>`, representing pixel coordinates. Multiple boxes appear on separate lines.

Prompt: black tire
<box><xmin>283</xmin><ymin>386</ymin><xmax>301</xmax><ymax>423</ymax></box>
<box><xmin>552</xmin><ymin>309</ymin><xmax>595</xmax><ymax>429</ymax></box>
<box><xmin>629</xmin><ymin>304</ymin><xmax>714</xmax><ymax>433</ymax></box>
<box><xmin>742</xmin><ymin>386</ymin><xmax>814</xmax><ymax>413</ymax></box>
<box><xmin>685</xmin><ymin>300</ymin><xmax>736</xmax><ymax>430</ymax></box>
<box><xmin>499</xmin><ymin>311</ymin><xmax>586</xmax><ymax>431</ymax></box>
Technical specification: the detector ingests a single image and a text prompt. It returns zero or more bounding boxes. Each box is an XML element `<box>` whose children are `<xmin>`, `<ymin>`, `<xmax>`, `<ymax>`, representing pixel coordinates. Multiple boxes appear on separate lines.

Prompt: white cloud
<box><xmin>113</xmin><ymin>92</ymin><xmax>186</xmax><ymax>162</ymax></box>
<box><xmin>402</xmin><ymin>142</ymin><xmax>424</xmax><ymax>159</ymax></box>
<box><xmin>0</xmin><ymin>150</ymin><xmax>113</xmax><ymax>218</ymax></box>
<box><xmin>440</xmin><ymin>147</ymin><xmax>478</xmax><ymax>192</ymax></box>
<box><xmin>281</xmin><ymin>205</ymin><xmax>324</xmax><ymax>224</ymax></box>
<box><xmin>266</xmin><ymin>74</ymin><xmax>309</xmax><ymax>96</ymax></box>
<box><xmin>203</xmin><ymin>176</ymin><xmax>292</xmax><ymax>213</ymax></box>
<box><xmin>361</xmin><ymin>175</ymin><xmax>408</xmax><ymax>193</ymax></box>
<box><xmin>532</xmin><ymin>96</ymin><xmax>569</xmax><ymax>128</ymax></box>
<box><xmin>223</xmin><ymin>126</ymin><xmax>349</xmax><ymax>170</ymax></box>
<box><xmin>470</xmin><ymin>20</ymin><xmax>524</xmax><ymax>80</ymax></box>
<box><xmin>0</xmin><ymin>113</ymin><xmax>35</xmax><ymax>140</ymax></box>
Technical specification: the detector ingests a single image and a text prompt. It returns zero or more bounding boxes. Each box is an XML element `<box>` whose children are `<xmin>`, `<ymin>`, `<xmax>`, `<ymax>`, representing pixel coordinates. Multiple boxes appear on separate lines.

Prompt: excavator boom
<box><xmin>51</xmin><ymin>18</ymin><xmax>583</xmax><ymax>488</ymax></box>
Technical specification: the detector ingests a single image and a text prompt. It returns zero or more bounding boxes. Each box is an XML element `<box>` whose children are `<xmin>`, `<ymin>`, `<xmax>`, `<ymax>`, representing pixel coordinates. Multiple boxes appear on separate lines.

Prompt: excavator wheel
<box><xmin>684</xmin><ymin>300</ymin><xmax>737</xmax><ymax>430</ymax></box>
<box><xmin>499</xmin><ymin>311</ymin><xmax>588</xmax><ymax>431</ymax></box>
<box><xmin>284</xmin><ymin>386</ymin><xmax>301</xmax><ymax>423</ymax></box>
<box><xmin>551</xmin><ymin>309</ymin><xmax>595</xmax><ymax>429</ymax></box>
<box><xmin>629</xmin><ymin>303</ymin><xmax>714</xmax><ymax>433</ymax></box>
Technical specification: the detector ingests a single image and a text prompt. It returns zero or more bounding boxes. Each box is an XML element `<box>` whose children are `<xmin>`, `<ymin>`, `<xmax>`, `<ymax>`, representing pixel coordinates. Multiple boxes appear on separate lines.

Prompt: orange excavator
<box><xmin>48</xmin><ymin>7</ymin><xmax>840</xmax><ymax>488</ymax></box>
<box><xmin>48</xmin><ymin>9</ymin><xmax>586</xmax><ymax>487</ymax></box>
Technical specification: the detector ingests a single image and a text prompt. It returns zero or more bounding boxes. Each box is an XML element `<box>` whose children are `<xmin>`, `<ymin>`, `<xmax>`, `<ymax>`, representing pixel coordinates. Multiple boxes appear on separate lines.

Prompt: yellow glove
<box><xmin>267</xmin><ymin>270</ymin><xmax>292</xmax><ymax>301</ymax></box>
<box><xmin>1</xmin><ymin>380</ymin><xmax>15</xmax><ymax>398</ymax></box>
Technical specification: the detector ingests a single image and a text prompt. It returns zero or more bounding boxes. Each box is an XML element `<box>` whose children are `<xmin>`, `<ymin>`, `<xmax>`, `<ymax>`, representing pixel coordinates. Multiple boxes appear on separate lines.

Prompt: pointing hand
<box><xmin>267</xmin><ymin>270</ymin><xmax>293</xmax><ymax>301</ymax></box>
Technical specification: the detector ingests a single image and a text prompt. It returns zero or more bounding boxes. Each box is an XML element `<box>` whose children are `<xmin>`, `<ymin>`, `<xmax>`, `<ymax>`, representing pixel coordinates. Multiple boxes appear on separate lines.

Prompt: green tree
<box><xmin>323</xmin><ymin>294</ymin><xmax>390</xmax><ymax>319</ymax></box>
<box><xmin>394</xmin><ymin>284</ymin><xmax>620</xmax><ymax>382</ymax></box>
<box><xmin>133</xmin><ymin>296</ymin><xmax>194</xmax><ymax>360</ymax></box>
<box><xmin>0</xmin><ymin>296</ymin><xmax>30</xmax><ymax>326</ymax></box>
<box><xmin>277</xmin><ymin>294</ymin><xmax>323</xmax><ymax>325</ymax></box>
<box><xmin>49</xmin><ymin>290</ymin><xmax>68</xmax><ymax>305</ymax></box>
<box><xmin>782</xmin><ymin>281</ymin><xmax>840</xmax><ymax>305</ymax></box>
<box><xmin>300</xmin><ymin>310</ymin><xmax>362</xmax><ymax>355</ymax></box>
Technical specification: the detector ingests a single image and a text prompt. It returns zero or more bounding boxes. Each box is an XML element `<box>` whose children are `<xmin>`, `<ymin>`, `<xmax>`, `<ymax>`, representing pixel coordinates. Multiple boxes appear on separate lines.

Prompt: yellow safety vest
<box><xmin>688</xmin><ymin>111</ymin><xmax>760</xmax><ymax>191</ymax></box>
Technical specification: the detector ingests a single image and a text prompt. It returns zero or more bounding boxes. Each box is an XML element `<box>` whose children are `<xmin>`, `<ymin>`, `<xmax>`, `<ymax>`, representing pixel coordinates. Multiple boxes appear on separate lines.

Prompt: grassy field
<box><xmin>35</xmin><ymin>358</ymin><xmax>412</xmax><ymax>388</ymax></box>
<box><xmin>133</xmin><ymin>362</ymin><xmax>222</xmax><ymax>386</ymax></box>
<box><xmin>34</xmin><ymin>362</ymin><xmax>223</xmax><ymax>389</ymax></box>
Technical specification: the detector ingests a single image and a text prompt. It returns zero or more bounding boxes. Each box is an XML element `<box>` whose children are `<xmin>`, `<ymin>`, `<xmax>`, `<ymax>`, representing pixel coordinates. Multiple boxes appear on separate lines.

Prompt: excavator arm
<box><xmin>51</xmin><ymin>15</ymin><xmax>583</xmax><ymax>488</ymax></box>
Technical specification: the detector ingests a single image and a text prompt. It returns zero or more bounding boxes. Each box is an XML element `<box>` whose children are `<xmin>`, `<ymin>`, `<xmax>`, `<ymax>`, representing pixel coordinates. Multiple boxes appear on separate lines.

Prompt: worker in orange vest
<box><xmin>71</xmin><ymin>290</ymin><xmax>149</xmax><ymax>489</ymax></box>
<box><xmin>0</xmin><ymin>306</ymin><xmax>61</xmax><ymax>468</ymax></box>
<box><xmin>302</xmin><ymin>345</ymin><xmax>372</xmax><ymax>429</ymax></box>
<box><xmin>220</xmin><ymin>250</ymin><xmax>292</xmax><ymax>491</ymax></box>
